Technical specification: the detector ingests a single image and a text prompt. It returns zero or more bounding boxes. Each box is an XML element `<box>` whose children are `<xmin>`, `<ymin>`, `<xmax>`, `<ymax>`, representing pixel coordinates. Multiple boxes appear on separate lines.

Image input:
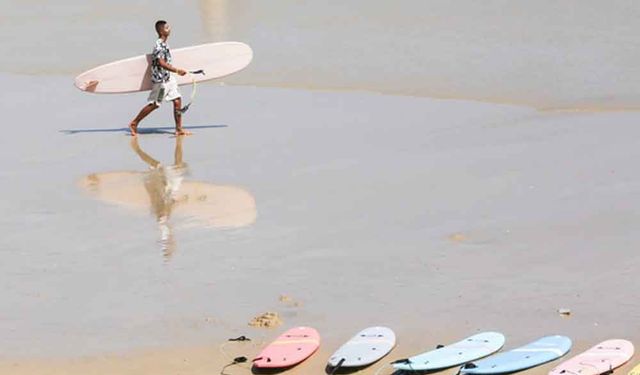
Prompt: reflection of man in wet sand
<box><xmin>131</xmin><ymin>136</ymin><xmax>189</xmax><ymax>259</ymax></box>
<box><xmin>79</xmin><ymin>137</ymin><xmax>257</xmax><ymax>260</ymax></box>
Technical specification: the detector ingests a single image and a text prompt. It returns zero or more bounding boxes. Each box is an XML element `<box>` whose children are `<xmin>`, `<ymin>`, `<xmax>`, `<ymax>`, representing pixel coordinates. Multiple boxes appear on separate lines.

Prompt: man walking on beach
<box><xmin>129</xmin><ymin>20</ymin><xmax>191</xmax><ymax>136</ymax></box>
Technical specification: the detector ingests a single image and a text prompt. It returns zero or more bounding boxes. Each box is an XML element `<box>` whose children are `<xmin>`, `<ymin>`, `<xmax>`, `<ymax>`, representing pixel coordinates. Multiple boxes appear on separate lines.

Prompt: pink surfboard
<box><xmin>74</xmin><ymin>42</ymin><xmax>253</xmax><ymax>93</ymax></box>
<box><xmin>253</xmin><ymin>327</ymin><xmax>320</xmax><ymax>369</ymax></box>
<box><xmin>549</xmin><ymin>339</ymin><xmax>634</xmax><ymax>375</ymax></box>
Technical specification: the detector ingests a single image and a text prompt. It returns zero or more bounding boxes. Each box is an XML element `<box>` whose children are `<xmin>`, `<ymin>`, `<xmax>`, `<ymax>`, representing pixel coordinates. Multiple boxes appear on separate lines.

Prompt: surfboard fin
<box><xmin>456</xmin><ymin>362</ymin><xmax>477</xmax><ymax>375</ymax></box>
<box><xmin>391</xmin><ymin>358</ymin><xmax>411</xmax><ymax>364</ymax></box>
<box><xmin>84</xmin><ymin>80</ymin><xmax>99</xmax><ymax>92</ymax></box>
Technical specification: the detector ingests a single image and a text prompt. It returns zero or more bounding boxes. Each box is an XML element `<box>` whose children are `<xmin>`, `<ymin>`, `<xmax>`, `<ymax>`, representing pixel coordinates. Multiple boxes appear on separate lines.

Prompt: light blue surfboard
<box><xmin>460</xmin><ymin>335</ymin><xmax>572</xmax><ymax>374</ymax></box>
<box><xmin>392</xmin><ymin>332</ymin><xmax>505</xmax><ymax>371</ymax></box>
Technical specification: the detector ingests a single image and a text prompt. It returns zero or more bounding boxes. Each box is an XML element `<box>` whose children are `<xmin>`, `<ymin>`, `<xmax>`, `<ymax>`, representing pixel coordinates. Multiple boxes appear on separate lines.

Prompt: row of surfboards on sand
<box><xmin>251</xmin><ymin>326</ymin><xmax>639</xmax><ymax>375</ymax></box>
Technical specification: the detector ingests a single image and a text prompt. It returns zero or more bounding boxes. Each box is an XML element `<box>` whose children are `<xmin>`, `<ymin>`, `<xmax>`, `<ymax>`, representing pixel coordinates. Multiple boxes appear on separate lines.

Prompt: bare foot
<box><xmin>129</xmin><ymin>122</ymin><xmax>138</xmax><ymax>136</ymax></box>
<box><xmin>175</xmin><ymin>129</ymin><xmax>192</xmax><ymax>136</ymax></box>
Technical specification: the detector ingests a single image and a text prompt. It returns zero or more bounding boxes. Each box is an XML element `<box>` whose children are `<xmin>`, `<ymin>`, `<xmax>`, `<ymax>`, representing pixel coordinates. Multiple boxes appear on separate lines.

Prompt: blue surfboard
<box><xmin>393</xmin><ymin>332</ymin><xmax>505</xmax><ymax>371</ymax></box>
<box><xmin>460</xmin><ymin>335</ymin><xmax>572</xmax><ymax>374</ymax></box>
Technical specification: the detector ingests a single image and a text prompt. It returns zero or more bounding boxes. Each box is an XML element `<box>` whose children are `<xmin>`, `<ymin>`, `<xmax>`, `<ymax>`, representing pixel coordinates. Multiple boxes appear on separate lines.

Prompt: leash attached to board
<box><xmin>179</xmin><ymin>69</ymin><xmax>206</xmax><ymax>114</ymax></box>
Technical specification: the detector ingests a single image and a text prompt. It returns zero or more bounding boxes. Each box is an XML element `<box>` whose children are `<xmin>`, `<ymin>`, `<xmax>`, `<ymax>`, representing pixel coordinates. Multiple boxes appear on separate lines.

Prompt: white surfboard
<box><xmin>461</xmin><ymin>335</ymin><xmax>572</xmax><ymax>374</ymax></box>
<box><xmin>393</xmin><ymin>332</ymin><xmax>506</xmax><ymax>372</ymax></box>
<box><xmin>328</xmin><ymin>326</ymin><xmax>396</xmax><ymax>368</ymax></box>
<box><xmin>74</xmin><ymin>42</ymin><xmax>253</xmax><ymax>93</ymax></box>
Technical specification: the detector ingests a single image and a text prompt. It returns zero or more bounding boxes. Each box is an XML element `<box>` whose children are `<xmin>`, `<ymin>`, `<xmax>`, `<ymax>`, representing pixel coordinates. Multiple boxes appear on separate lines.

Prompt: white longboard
<box><xmin>328</xmin><ymin>326</ymin><xmax>396</xmax><ymax>368</ymax></box>
<box><xmin>74</xmin><ymin>42</ymin><xmax>252</xmax><ymax>93</ymax></box>
<box><xmin>393</xmin><ymin>332</ymin><xmax>506</xmax><ymax>371</ymax></box>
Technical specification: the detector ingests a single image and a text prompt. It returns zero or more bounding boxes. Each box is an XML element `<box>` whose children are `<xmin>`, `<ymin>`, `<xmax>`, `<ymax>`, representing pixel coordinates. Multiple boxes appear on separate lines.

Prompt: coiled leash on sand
<box><xmin>179</xmin><ymin>69</ymin><xmax>206</xmax><ymax>114</ymax></box>
<box><xmin>220</xmin><ymin>335</ymin><xmax>253</xmax><ymax>375</ymax></box>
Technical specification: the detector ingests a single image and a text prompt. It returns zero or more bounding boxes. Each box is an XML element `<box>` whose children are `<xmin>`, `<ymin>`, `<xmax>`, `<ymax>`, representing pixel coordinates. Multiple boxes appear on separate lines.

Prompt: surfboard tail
<box><xmin>75</xmin><ymin>79</ymin><xmax>99</xmax><ymax>92</ymax></box>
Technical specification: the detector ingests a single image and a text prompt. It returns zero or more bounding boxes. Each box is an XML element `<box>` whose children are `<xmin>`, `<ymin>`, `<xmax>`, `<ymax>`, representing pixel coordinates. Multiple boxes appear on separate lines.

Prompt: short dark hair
<box><xmin>155</xmin><ymin>20</ymin><xmax>167</xmax><ymax>34</ymax></box>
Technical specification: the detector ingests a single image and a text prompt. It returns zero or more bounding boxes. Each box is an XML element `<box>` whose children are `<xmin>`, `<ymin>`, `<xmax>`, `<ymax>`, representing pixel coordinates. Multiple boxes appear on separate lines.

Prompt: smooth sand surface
<box><xmin>2</xmin><ymin>1</ymin><xmax>640</xmax><ymax>374</ymax></box>
<box><xmin>2</xmin><ymin>71</ymin><xmax>640</xmax><ymax>373</ymax></box>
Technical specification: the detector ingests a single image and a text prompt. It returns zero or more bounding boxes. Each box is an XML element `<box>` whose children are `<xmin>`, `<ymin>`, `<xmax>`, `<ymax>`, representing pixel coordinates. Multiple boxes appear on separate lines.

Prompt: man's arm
<box><xmin>158</xmin><ymin>58</ymin><xmax>186</xmax><ymax>76</ymax></box>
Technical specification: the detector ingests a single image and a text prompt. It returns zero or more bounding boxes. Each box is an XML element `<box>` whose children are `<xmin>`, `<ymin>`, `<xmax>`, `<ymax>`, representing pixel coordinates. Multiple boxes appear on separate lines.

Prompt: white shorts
<box><xmin>147</xmin><ymin>76</ymin><xmax>181</xmax><ymax>106</ymax></box>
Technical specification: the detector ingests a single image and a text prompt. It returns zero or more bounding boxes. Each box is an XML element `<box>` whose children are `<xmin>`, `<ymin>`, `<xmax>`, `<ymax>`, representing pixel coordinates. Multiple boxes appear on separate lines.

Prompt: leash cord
<box><xmin>179</xmin><ymin>70</ymin><xmax>206</xmax><ymax>114</ymax></box>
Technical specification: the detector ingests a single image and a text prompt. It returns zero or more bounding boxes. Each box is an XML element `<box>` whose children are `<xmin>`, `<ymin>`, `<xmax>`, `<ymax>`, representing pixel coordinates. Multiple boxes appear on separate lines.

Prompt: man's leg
<box><xmin>172</xmin><ymin>98</ymin><xmax>191</xmax><ymax>136</ymax></box>
<box><xmin>129</xmin><ymin>103</ymin><xmax>159</xmax><ymax>136</ymax></box>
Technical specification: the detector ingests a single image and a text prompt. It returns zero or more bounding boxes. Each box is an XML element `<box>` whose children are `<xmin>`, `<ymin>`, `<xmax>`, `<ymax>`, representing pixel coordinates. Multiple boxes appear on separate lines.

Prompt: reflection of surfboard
<box><xmin>393</xmin><ymin>332</ymin><xmax>505</xmax><ymax>372</ymax></box>
<box><xmin>461</xmin><ymin>335</ymin><xmax>571</xmax><ymax>374</ymax></box>
<box><xmin>549</xmin><ymin>340</ymin><xmax>634</xmax><ymax>375</ymax></box>
<box><xmin>253</xmin><ymin>327</ymin><xmax>320</xmax><ymax>369</ymax></box>
<box><xmin>78</xmin><ymin>171</ymin><xmax>256</xmax><ymax>228</ymax></box>
<box><xmin>74</xmin><ymin>42</ymin><xmax>253</xmax><ymax>93</ymax></box>
<box><xmin>328</xmin><ymin>326</ymin><xmax>396</xmax><ymax>368</ymax></box>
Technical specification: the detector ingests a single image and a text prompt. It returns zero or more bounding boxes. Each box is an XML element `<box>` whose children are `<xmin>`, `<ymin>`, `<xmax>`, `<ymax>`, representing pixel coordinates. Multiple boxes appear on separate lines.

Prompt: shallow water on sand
<box><xmin>3</xmin><ymin>1</ymin><xmax>640</xmax><ymax>109</ymax></box>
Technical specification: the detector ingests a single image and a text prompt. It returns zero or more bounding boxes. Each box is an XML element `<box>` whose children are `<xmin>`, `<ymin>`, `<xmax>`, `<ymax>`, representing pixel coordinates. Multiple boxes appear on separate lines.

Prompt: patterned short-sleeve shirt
<box><xmin>151</xmin><ymin>39</ymin><xmax>172</xmax><ymax>83</ymax></box>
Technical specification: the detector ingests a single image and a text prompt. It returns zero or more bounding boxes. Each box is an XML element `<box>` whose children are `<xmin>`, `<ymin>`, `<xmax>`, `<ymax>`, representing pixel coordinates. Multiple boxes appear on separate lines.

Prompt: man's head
<box><xmin>155</xmin><ymin>20</ymin><xmax>171</xmax><ymax>38</ymax></box>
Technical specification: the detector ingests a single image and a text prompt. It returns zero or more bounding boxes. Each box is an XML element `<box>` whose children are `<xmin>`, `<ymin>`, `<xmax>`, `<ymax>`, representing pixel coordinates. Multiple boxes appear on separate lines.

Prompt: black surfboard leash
<box><xmin>329</xmin><ymin>358</ymin><xmax>346</xmax><ymax>374</ymax></box>
<box><xmin>219</xmin><ymin>335</ymin><xmax>253</xmax><ymax>375</ymax></box>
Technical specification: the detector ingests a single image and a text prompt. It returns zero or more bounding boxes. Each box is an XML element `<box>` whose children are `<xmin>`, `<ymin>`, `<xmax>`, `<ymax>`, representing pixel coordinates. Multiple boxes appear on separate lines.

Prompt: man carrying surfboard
<box><xmin>129</xmin><ymin>20</ymin><xmax>191</xmax><ymax>136</ymax></box>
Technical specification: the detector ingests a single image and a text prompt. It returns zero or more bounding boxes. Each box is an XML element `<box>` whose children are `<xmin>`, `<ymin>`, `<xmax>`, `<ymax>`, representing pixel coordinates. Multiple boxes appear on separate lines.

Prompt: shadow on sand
<box><xmin>60</xmin><ymin>124</ymin><xmax>227</xmax><ymax>135</ymax></box>
<box><xmin>325</xmin><ymin>362</ymin><xmax>406</xmax><ymax>375</ymax></box>
<box><xmin>251</xmin><ymin>365</ymin><xmax>300</xmax><ymax>375</ymax></box>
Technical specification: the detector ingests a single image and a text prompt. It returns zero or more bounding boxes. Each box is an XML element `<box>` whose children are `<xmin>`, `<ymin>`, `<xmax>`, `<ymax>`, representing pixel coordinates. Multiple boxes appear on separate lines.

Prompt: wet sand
<box><xmin>3</xmin><ymin>1</ymin><xmax>640</xmax><ymax>109</ymax></box>
<box><xmin>2</xmin><ymin>71</ymin><xmax>640</xmax><ymax>372</ymax></box>
<box><xmin>2</xmin><ymin>1</ymin><xmax>640</xmax><ymax>374</ymax></box>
